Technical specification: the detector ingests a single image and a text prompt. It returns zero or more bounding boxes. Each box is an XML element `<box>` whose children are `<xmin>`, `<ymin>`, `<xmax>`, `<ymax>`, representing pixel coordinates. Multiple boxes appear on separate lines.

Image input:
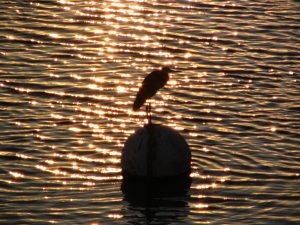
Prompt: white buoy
<box><xmin>121</xmin><ymin>124</ymin><xmax>191</xmax><ymax>179</ymax></box>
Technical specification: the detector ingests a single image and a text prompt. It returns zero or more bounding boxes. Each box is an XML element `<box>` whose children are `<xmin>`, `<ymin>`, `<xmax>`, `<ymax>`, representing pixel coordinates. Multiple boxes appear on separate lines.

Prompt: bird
<box><xmin>133</xmin><ymin>66</ymin><xmax>173</xmax><ymax>123</ymax></box>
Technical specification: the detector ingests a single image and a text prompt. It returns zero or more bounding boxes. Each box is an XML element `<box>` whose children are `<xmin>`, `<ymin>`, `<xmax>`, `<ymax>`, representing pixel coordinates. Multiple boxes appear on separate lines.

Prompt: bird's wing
<box><xmin>132</xmin><ymin>70</ymin><xmax>167</xmax><ymax>111</ymax></box>
<box><xmin>142</xmin><ymin>70</ymin><xmax>161</xmax><ymax>86</ymax></box>
<box><xmin>142</xmin><ymin>70</ymin><xmax>168</xmax><ymax>91</ymax></box>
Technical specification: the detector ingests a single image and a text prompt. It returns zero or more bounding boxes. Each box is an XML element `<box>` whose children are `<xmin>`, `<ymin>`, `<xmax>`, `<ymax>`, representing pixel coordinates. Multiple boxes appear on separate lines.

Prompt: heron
<box><xmin>132</xmin><ymin>66</ymin><xmax>173</xmax><ymax>124</ymax></box>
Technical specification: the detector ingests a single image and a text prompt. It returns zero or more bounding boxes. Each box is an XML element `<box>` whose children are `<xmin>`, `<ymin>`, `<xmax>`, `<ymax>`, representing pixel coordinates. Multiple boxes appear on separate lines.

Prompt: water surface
<box><xmin>0</xmin><ymin>0</ymin><xmax>299</xmax><ymax>224</ymax></box>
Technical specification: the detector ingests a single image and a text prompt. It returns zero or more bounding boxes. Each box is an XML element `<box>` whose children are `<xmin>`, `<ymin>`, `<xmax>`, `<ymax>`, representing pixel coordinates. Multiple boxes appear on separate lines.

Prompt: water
<box><xmin>0</xmin><ymin>0</ymin><xmax>299</xmax><ymax>224</ymax></box>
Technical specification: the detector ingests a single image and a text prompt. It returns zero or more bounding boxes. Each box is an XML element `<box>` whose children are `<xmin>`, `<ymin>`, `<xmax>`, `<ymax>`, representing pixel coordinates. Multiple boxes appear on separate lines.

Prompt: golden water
<box><xmin>0</xmin><ymin>0</ymin><xmax>299</xmax><ymax>224</ymax></box>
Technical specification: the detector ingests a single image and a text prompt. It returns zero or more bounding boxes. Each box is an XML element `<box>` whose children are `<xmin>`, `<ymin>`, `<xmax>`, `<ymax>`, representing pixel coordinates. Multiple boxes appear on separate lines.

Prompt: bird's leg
<box><xmin>146</xmin><ymin>102</ymin><xmax>152</xmax><ymax>125</ymax></box>
<box><xmin>149</xmin><ymin>103</ymin><xmax>152</xmax><ymax>124</ymax></box>
<box><xmin>146</xmin><ymin>104</ymin><xmax>149</xmax><ymax>122</ymax></box>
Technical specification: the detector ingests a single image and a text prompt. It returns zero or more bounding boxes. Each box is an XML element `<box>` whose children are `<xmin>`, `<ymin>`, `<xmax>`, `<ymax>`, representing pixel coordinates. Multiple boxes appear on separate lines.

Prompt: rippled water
<box><xmin>1</xmin><ymin>0</ymin><xmax>299</xmax><ymax>224</ymax></box>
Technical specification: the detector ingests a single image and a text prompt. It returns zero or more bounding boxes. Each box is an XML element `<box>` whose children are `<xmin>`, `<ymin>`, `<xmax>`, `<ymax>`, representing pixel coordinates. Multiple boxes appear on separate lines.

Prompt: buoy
<box><xmin>121</xmin><ymin>124</ymin><xmax>191</xmax><ymax>180</ymax></box>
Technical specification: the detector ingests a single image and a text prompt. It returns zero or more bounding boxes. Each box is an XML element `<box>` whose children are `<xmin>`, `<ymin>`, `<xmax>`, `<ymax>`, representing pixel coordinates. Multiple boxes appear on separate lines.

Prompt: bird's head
<box><xmin>161</xmin><ymin>66</ymin><xmax>174</xmax><ymax>73</ymax></box>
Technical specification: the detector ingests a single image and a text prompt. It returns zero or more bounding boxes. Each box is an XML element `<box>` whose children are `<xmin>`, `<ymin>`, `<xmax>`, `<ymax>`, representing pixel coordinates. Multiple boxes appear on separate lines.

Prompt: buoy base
<box><xmin>121</xmin><ymin>172</ymin><xmax>192</xmax><ymax>205</ymax></box>
<box><xmin>121</xmin><ymin>124</ymin><xmax>191</xmax><ymax>178</ymax></box>
<box><xmin>122</xmin><ymin>169</ymin><xmax>191</xmax><ymax>183</ymax></box>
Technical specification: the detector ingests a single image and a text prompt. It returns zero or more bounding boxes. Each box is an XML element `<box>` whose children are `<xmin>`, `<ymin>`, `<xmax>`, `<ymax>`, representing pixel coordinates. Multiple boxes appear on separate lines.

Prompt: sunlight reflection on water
<box><xmin>0</xmin><ymin>0</ymin><xmax>299</xmax><ymax>224</ymax></box>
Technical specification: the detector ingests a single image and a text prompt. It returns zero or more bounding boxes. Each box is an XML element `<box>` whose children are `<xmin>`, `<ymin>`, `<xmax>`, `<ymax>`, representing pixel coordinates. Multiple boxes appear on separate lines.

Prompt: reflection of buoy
<box><xmin>121</xmin><ymin>124</ymin><xmax>191</xmax><ymax>180</ymax></box>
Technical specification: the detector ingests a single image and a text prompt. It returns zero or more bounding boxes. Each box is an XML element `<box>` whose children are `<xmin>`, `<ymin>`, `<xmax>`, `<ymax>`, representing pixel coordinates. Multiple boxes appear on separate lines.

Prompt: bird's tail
<box><xmin>133</xmin><ymin>92</ymin><xmax>147</xmax><ymax>111</ymax></box>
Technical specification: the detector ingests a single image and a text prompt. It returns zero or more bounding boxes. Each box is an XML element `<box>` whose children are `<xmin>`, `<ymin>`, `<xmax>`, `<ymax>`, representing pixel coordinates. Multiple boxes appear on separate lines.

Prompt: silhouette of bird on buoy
<box><xmin>133</xmin><ymin>67</ymin><xmax>173</xmax><ymax>123</ymax></box>
<box><xmin>122</xmin><ymin>66</ymin><xmax>191</xmax><ymax>183</ymax></box>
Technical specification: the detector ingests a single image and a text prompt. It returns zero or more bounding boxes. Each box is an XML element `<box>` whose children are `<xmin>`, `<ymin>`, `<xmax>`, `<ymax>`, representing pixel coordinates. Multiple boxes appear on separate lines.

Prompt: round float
<box><xmin>121</xmin><ymin>124</ymin><xmax>191</xmax><ymax>180</ymax></box>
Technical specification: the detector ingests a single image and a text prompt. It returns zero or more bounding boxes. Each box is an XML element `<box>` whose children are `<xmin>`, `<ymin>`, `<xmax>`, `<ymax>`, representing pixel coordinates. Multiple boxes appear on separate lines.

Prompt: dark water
<box><xmin>1</xmin><ymin>0</ymin><xmax>299</xmax><ymax>224</ymax></box>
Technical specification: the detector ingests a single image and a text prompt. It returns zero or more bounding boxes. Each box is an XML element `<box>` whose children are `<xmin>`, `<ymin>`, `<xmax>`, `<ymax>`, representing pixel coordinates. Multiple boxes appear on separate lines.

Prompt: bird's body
<box><xmin>133</xmin><ymin>67</ymin><xmax>171</xmax><ymax>111</ymax></box>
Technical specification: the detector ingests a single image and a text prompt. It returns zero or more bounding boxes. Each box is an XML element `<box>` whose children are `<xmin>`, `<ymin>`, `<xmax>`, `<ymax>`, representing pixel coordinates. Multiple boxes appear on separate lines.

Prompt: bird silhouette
<box><xmin>133</xmin><ymin>67</ymin><xmax>173</xmax><ymax>123</ymax></box>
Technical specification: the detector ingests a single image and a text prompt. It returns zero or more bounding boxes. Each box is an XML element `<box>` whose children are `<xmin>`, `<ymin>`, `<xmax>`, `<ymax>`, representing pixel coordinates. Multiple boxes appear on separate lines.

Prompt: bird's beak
<box><xmin>170</xmin><ymin>69</ymin><xmax>179</xmax><ymax>73</ymax></box>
